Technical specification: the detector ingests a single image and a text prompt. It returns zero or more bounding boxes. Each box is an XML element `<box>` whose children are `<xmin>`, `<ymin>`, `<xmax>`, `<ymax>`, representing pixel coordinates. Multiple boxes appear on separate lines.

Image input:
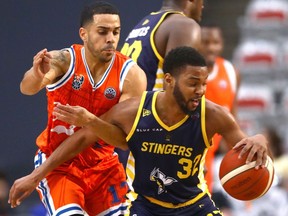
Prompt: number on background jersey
<box><xmin>121</xmin><ymin>40</ymin><xmax>142</xmax><ymax>62</ymax></box>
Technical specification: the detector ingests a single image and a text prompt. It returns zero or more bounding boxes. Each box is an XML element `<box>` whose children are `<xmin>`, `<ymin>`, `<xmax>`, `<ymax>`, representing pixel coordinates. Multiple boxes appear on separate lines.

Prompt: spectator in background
<box><xmin>0</xmin><ymin>171</ymin><xmax>9</xmax><ymax>216</ymax></box>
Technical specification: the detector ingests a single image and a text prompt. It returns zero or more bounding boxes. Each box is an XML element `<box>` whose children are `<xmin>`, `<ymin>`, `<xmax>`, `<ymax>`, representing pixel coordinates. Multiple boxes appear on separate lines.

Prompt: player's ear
<box><xmin>164</xmin><ymin>73</ymin><xmax>174</xmax><ymax>88</ymax></box>
<box><xmin>79</xmin><ymin>27</ymin><xmax>88</xmax><ymax>42</ymax></box>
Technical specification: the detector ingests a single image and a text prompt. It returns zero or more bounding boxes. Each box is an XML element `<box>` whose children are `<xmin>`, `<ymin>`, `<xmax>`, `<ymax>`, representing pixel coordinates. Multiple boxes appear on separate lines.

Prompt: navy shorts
<box><xmin>128</xmin><ymin>194</ymin><xmax>223</xmax><ymax>216</ymax></box>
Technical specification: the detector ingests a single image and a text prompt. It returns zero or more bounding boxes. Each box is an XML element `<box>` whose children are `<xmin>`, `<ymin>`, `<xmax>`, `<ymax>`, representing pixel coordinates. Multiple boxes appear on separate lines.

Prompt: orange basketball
<box><xmin>219</xmin><ymin>148</ymin><xmax>274</xmax><ymax>201</ymax></box>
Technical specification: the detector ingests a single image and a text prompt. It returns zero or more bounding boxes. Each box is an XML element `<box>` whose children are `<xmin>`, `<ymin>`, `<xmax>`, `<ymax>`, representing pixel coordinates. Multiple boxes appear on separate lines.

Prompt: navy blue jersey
<box><xmin>121</xmin><ymin>11</ymin><xmax>184</xmax><ymax>91</ymax></box>
<box><xmin>126</xmin><ymin>91</ymin><xmax>212</xmax><ymax>208</ymax></box>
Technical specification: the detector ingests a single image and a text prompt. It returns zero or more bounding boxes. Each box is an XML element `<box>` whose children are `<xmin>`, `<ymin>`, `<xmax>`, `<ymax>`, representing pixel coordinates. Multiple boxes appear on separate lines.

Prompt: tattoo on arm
<box><xmin>51</xmin><ymin>50</ymin><xmax>68</xmax><ymax>67</ymax></box>
<box><xmin>49</xmin><ymin>50</ymin><xmax>69</xmax><ymax>79</ymax></box>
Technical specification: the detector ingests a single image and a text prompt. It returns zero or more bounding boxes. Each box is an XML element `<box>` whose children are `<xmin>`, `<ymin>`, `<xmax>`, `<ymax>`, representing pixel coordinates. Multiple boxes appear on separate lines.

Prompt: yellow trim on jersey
<box><xmin>150</xmin><ymin>11</ymin><xmax>184</xmax><ymax>66</ymax></box>
<box><xmin>197</xmin><ymin>148</ymin><xmax>210</xmax><ymax>193</ymax></box>
<box><xmin>155</xmin><ymin>70</ymin><xmax>164</xmax><ymax>79</ymax></box>
<box><xmin>144</xmin><ymin>191</ymin><xmax>207</xmax><ymax>209</ymax></box>
<box><xmin>126</xmin><ymin>155</ymin><xmax>135</xmax><ymax>181</ymax></box>
<box><xmin>152</xmin><ymin>91</ymin><xmax>189</xmax><ymax>131</ymax></box>
<box><xmin>126</xmin><ymin>152</ymin><xmax>138</xmax><ymax>202</ymax></box>
<box><xmin>126</xmin><ymin>91</ymin><xmax>148</xmax><ymax>141</ymax></box>
<box><xmin>201</xmin><ymin>95</ymin><xmax>212</xmax><ymax>148</ymax></box>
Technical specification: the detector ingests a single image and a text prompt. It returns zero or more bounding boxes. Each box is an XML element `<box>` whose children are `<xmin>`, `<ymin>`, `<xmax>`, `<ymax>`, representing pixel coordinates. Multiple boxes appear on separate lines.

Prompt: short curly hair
<box><xmin>163</xmin><ymin>46</ymin><xmax>206</xmax><ymax>77</ymax></box>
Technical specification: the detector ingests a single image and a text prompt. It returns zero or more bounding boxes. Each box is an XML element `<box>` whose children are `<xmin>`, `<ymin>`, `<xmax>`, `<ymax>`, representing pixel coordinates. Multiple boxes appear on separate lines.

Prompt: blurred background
<box><xmin>1</xmin><ymin>0</ymin><xmax>288</xmax><ymax>215</ymax></box>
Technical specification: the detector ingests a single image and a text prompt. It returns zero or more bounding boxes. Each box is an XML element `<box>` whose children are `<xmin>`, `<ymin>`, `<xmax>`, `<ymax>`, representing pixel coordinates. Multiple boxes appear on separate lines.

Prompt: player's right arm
<box><xmin>8</xmin><ymin>113</ymin><xmax>119</xmax><ymax>208</ymax></box>
<box><xmin>52</xmin><ymin>96</ymin><xmax>140</xmax><ymax>149</ymax></box>
<box><xmin>205</xmin><ymin>100</ymin><xmax>269</xmax><ymax>169</ymax></box>
<box><xmin>20</xmin><ymin>49</ymin><xmax>70</xmax><ymax>95</ymax></box>
<box><xmin>8</xmin><ymin>97</ymin><xmax>139</xmax><ymax>208</ymax></box>
<box><xmin>8</xmin><ymin>125</ymin><xmax>99</xmax><ymax>208</ymax></box>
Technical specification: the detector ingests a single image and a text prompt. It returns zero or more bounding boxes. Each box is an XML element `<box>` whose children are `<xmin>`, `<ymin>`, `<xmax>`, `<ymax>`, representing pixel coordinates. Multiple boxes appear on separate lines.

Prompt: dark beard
<box><xmin>173</xmin><ymin>83</ymin><xmax>195</xmax><ymax>116</ymax></box>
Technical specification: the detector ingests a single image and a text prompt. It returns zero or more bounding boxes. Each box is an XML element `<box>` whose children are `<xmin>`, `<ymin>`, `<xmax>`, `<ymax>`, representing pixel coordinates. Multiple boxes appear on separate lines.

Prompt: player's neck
<box><xmin>85</xmin><ymin>55</ymin><xmax>111</xmax><ymax>82</ymax></box>
<box><xmin>160</xmin><ymin>2</ymin><xmax>184</xmax><ymax>13</ymax></box>
<box><xmin>160</xmin><ymin>6</ymin><xmax>183</xmax><ymax>12</ymax></box>
<box><xmin>156</xmin><ymin>92</ymin><xmax>187</xmax><ymax>126</ymax></box>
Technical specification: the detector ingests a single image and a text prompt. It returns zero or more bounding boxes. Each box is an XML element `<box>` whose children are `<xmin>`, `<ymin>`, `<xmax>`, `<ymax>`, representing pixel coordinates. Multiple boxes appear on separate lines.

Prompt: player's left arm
<box><xmin>119</xmin><ymin>63</ymin><xmax>147</xmax><ymax>102</ymax></box>
<box><xmin>8</xmin><ymin>99</ymin><xmax>137</xmax><ymax>208</ymax></box>
<box><xmin>206</xmin><ymin>100</ymin><xmax>269</xmax><ymax>169</ymax></box>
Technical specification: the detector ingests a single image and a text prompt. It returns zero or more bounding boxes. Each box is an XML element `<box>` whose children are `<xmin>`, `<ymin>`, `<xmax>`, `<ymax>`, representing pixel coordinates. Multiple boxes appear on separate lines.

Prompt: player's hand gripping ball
<box><xmin>219</xmin><ymin>148</ymin><xmax>274</xmax><ymax>201</ymax></box>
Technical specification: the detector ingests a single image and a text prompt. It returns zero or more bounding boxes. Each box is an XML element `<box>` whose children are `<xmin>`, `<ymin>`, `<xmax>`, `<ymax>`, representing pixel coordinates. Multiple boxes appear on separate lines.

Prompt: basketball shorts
<box><xmin>126</xmin><ymin>194</ymin><xmax>223</xmax><ymax>216</ymax></box>
<box><xmin>34</xmin><ymin>150</ymin><xmax>129</xmax><ymax>216</ymax></box>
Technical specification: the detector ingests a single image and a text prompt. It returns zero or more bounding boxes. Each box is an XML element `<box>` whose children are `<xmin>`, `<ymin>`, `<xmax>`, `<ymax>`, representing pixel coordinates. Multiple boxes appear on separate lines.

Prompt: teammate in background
<box><xmin>8</xmin><ymin>1</ymin><xmax>146</xmax><ymax>215</ymax></box>
<box><xmin>9</xmin><ymin>46</ymin><xmax>269</xmax><ymax>215</ymax></box>
<box><xmin>199</xmin><ymin>25</ymin><xmax>241</xmax><ymax>193</ymax></box>
<box><xmin>121</xmin><ymin>0</ymin><xmax>204</xmax><ymax>91</ymax></box>
<box><xmin>118</xmin><ymin>0</ymin><xmax>205</xmax><ymax>167</ymax></box>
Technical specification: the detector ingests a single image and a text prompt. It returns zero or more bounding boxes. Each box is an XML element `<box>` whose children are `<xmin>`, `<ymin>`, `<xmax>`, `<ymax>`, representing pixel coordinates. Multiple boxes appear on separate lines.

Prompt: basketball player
<box><xmin>118</xmin><ymin>0</ymin><xmax>205</xmax><ymax>167</ymax></box>
<box><xmin>199</xmin><ymin>25</ymin><xmax>241</xmax><ymax>192</ymax></box>
<box><xmin>8</xmin><ymin>1</ymin><xmax>146</xmax><ymax>216</ymax></box>
<box><xmin>9</xmin><ymin>47</ymin><xmax>269</xmax><ymax>215</ymax></box>
<box><xmin>121</xmin><ymin>0</ymin><xmax>204</xmax><ymax>91</ymax></box>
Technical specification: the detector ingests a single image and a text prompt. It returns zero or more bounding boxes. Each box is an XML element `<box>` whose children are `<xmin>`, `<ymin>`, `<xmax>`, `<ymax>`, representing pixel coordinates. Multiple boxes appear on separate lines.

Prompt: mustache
<box><xmin>102</xmin><ymin>46</ymin><xmax>115</xmax><ymax>51</ymax></box>
<box><xmin>190</xmin><ymin>97</ymin><xmax>201</xmax><ymax>101</ymax></box>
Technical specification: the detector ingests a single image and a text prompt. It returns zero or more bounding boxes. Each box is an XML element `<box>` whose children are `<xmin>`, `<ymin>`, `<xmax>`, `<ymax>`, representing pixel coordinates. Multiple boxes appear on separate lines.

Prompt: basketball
<box><xmin>219</xmin><ymin>148</ymin><xmax>274</xmax><ymax>201</ymax></box>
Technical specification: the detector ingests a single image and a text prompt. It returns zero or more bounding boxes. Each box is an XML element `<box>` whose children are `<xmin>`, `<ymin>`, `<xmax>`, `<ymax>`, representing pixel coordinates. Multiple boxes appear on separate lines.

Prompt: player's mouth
<box><xmin>103</xmin><ymin>49</ymin><xmax>115</xmax><ymax>54</ymax></box>
<box><xmin>190</xmin><ymin>98</ymin><xmax>200</xmax><ymax>108</ymax></box>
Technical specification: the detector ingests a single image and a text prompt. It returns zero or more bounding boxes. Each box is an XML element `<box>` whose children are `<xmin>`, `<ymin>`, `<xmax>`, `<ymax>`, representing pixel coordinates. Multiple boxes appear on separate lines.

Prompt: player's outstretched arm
<box><xmin>8</xmin><ymin>174</ymin><xmax>38</xmax><ymax>208</ymax></box>
<box><xmin>8</xmin><ymin>97</ymin><xmax>139</xmax><ymax>208</ymax></box>
<box><xmin>205</xmin><ymin>100</ymin><xmax>269</xmax><ymax>169</ymax></box>
<box><xmin>53</xmin><ymin>96</ymin><xmax>140</xmax><ymax>149</ymax></box>
<box><xmin>8</xmin><ymin>125</ymin><xmax>99</xmax><ymax>208</ymax></box>
<box><xmin>53</xmin><ymin>104</ymin><xmax>129</xmax><ymax>150</ymax></box>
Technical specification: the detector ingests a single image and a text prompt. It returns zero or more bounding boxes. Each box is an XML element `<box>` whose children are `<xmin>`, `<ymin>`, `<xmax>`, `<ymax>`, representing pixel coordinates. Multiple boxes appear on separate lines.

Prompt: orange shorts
<box><xmin>34</xmin><ymin>150</ymin><xmax>129</xmax><ymax>215</ymax></box>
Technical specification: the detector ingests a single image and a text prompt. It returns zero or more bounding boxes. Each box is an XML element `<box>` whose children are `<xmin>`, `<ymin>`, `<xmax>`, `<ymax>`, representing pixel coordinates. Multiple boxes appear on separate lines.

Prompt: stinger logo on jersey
<box><xmin>142</xmin><ymin>109</ymin><xmax>151</xmax><ymax>117</ymax></box>
<box><xmin>150</xmin><ymin>167</ymin><xmax>177</xmax><ymax>194</ymax></box>
<box><xmin>104</xmin><ymin>87</ymin><xmax>117</xmax><ymax>100</ymax></box>
<box><xmin>72</xmin><ymin>74</ymin><xmax>84</xmax><ymax>90</ymax></box>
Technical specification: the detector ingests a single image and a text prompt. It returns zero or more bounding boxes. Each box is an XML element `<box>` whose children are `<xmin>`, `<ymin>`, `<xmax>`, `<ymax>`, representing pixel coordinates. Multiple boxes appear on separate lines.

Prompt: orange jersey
<box><xmin>205</xmin><ymin>57</ymin><xmax>237</xmax><ymax>192</ymax></box>
<box><xmin>36</xmin><ymin>44</ymin><xmax>135</xmax><ymax>167</ymax></box>
<box><xmin>205</xmin><ymin>57</ymin><xmax>237</xmax><ymax>112</ymax></box>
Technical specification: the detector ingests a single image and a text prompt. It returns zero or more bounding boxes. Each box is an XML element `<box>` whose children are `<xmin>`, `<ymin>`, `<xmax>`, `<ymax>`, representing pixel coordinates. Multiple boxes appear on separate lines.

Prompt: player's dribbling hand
<box><xmin>8</xmin><ymin>174</ymin><xmax>38</xmax><ymax>208</ymax></box>
<box><xmin>233</xmin><ymin>134</ymin><xmax>268</xmax><ymax>169</ymax></box>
